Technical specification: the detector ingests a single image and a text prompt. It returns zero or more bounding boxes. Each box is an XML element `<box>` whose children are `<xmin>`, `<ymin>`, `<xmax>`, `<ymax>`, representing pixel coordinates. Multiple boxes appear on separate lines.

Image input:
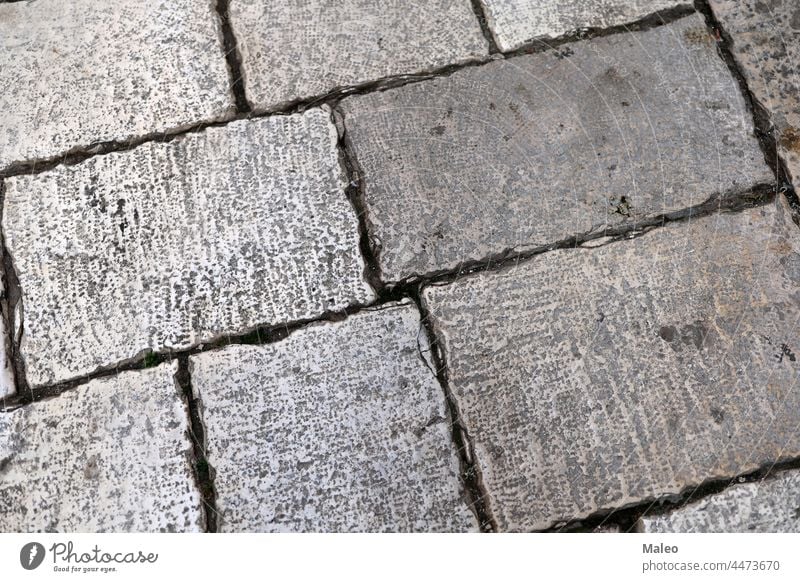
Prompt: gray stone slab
<box><xmin>480</xmin><ymin>0</ymin><xmax>692</xmax><ymax>51</ymax></box>
<box><xmin>422</xmin><ymin>197</ymin><xmax>800</xmax><ymax>531</ymax></box>
<box><xmin>4</xmin><ymin>109</ymin><xmax>374</xmax><ymax>388</ymax></box>
<box><xmin>641</xmin><ymin>471</ymin><xmax>800</xmax><ymax>532</ymax></box>
<box><xmin>229</xmin><ymin>0</ymin><xmax>489</xmax><ymax>110</ymax></box>
<box><xmin>0</xmin><ymin>362</ymin><xmax>202</xmax><ymax>532</ymax></box>
<box><xmin>190</xmin><ymin>301</ymin><xmax>477</xmax><ymax>532</ymax></box>
<box><xmin>709</xmin><ymin>0</ymin><xmax>800</xmax><ymax>192</ymax></box>
<box><xmin>0</xmin><ymin>0</ymin><xmax>232</xmax><ymax>171</ymax></box>
<box><xmin>340</xmin><ymin>14</ymin><xmax>771</xmax><ymax>282</ymax></box>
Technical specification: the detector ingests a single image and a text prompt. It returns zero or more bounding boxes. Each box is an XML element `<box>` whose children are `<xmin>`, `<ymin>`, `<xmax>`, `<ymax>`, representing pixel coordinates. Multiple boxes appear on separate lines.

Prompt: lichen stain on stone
<box><xmin>778</xmin><ymin>126</ymin><xmax>800</xmax><ymax>154</ymax></box>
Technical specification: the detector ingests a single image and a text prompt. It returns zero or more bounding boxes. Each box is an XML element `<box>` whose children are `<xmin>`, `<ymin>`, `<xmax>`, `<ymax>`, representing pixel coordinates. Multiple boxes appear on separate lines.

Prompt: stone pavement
<box><xmin>1</xmin><ymin>0</ymin><xmax>800</xmax><ymax>533</ymax></box>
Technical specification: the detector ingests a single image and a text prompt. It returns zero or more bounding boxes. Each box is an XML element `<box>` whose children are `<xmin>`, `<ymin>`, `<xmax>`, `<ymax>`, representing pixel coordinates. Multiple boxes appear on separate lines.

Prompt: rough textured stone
<box><xmin>229</xmin><ymin>0</ymin><xmax>489</xmax><ymax>110</ymax></box>
<box><xmin>0</xmin><ymin>0</ymin><xmax>232</xmax><ymax>171</ymax></box>
<box><xmin>709</xmin><ymin>0</ymin><xmax>800</xmax><ymax>192</ymax></box>
<box><xmin>340</xmin><ymin>15</ymin><xmax>771</xmax><ymax>282</ymax></box>
<box><xmin>0</xmin><ymin>362</ymin><xmax>202</xmax><ymax>532</ymax></box>
<box><xmin>479</xmin><ymin>0</ymin><xmax>692</xmax><ymax>51</ymax></box>
<box><xmin>191</xmin><ymin>302</ymin><xmax>476</xmax><ymax>532</ymax></box>
<box><xmin>4</xmin><ymin>109</ymin><xmax>374</xmax><ymax>388</ymax></box>
<box><xmin>641</xmin><ymin>471</ymin><xmax>800</xmax><ymax>532</ymax></box>
<box><xmin>422</xmin><ymin>198</ymin><xmax>800</xmax><ymax>531</ymax></box>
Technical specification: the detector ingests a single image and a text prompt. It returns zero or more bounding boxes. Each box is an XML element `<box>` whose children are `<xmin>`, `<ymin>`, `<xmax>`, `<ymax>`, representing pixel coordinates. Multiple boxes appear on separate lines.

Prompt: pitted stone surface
<box><xmin>640</xmin><ymin>471</ymin><xmax>800</xmax><ymax>532</ymax></box>
<box><xmin>709</xmin><ymin>0</ymin><xmax>800</xmax><ymax>192</ymax></box>
<box><xmin>340</xmin><ymin>15</ymin><xmax>771</xmax><ymax>282</ymax></box>
<box><xmin>190</xmin><ymin>302</ymin><xmax>476</xmax><ymax>532</ymax></box>
<box><xmin>0</xmin><ymin>0</ymin><xmax>232</xmax><ymax>171</ymax></box>
<box><xmin>0</xmin><ymin>363</ymin><xmax>202</xmax><ymax>532</ymax></box>
<box><xmin>229</xmin><ymin>0</ymin><xmax>489</xmax><ymax>110</ymax></box>
<box><xmin>479</xmin><ymin>0</ymin><xmax>692</xmax><ymax>51</ymax></box>
<box><xmin>422</xmin><ymin>198</ymin><xmax>800</xmax><ymax>531</ymax></box>
<box><xmin>4</xmin><ymin>109</ymin><xmax>374</xmax><ymax>388</ymax></box>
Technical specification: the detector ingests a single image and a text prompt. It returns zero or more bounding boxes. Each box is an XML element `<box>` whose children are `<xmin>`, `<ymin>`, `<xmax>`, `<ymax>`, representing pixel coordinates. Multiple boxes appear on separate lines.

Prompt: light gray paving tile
<box><xmin>4</xmin><ymin>108</ymin><xmax>374</xmax><ymax>387</ymax></box>
<box><xmin>0</xmin><ymin>0</ymin><xmax>232</xmax><ymax>171</ymax></box>
<box><xmin>191</xmin><ymin>302</ymin><xmax>477</xmax><ymax>532</ymax></box>
<box><xmin>0</xmin><ymin>362</ymin><xmax>202</xmax><ymax>532</ymax></box>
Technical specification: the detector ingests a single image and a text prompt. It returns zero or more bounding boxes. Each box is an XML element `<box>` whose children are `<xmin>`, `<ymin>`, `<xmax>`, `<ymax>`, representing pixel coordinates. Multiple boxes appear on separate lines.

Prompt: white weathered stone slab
<box><xmin>479</xmin><ymin>0</ymin><xmax>691</xmax><ymax>51</ymax></box>
<box><xmin>709</xmin><ymin>0</ymin><xmax>800</xmax><ymax>192</ymax></box>
<box><xmin>191</xmin><ymin>302</ymin><xmax>477</xmax><ymax>532</ymax></box>
<box><xmin>423</xmin><ymin>198</ymin><xmax>800</xmax><ymax>531</ymax></box>
<box><xmin>4</xmin><ymin>109</ymin><xmax>374</xmax><ymax>387</ymax></box>
<box><xmin>229</xmin><ymin>0</ymin><xmax>489</xmax><ymax>110</ymax></box>
<box><xmin>0</xmin><ymin>0</ymin><xmax>232</xmax><ymax>171</ymax></box>
<box><xmin>0</xmin><ymin>362</ymin><xmax>202</xmax><ymax>532</ymax></box>
<box><xmin>641</xmin><ymin>471</ymin><xmax>800</xmax><ymax>532</ymax></box>
<box><xmin>340</xmin><ymin>15</ymin><xmax>771</xmax><ymax>282</ymax></box>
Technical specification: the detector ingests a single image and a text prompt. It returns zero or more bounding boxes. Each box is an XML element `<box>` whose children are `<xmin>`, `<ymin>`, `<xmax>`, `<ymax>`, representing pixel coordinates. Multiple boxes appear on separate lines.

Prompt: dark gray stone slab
<box><xmin>339</xmin><ymin>14</ymin><xmax>771</xmax><ymax>282</ymax></box>
<box><xmin>423</xmin><ymin>198</ymin><xmax>800</xmax><ymax>531</ymax></box>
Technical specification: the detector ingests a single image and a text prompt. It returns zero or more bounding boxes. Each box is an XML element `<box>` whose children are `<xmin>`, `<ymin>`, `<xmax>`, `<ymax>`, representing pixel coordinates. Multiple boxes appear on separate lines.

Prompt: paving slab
<box><xmin>709</xmin><ymin>0</ymin><xmax>800</xmax><ymax>192</ymax></box>
<box><xmin>4</xmin><ymin>108</ymin><xmax>374</xmax><ymax>388</ymax></box>
<box><xmin>422</xmin><ymin>197</ymin><xmax>800</xmax><ymax>531</ymax></box>
<box><xmin>229</xmin><ymin>0</ymin><xmax>489</xmax><ymax>110</ymax></box>
<box><xmin>640</xmin><ymin>471</ymin><xmax>800</xmax><ymax>532</ymax></box>
<box><xmin>190</xmin><ymin>302</ymin><xmax>476</xmax><ymax>532</ymax></box>
<box><xmin>0</xmin><ymin>362</ymin><xmax>202</xmax><ymax>532</ymax></box>
<box><xmin>340</xmin><ymin>14</ymin><xmax>771</xmax><ymax>282</ymax></box>
<box><xmin>479</xmin><ymin>0</ymin><xmax>692</xmax><ymax>51</ymax></box>
<box><xmin>0</xmin><ymin>0</ymin><xmax>232</xmax><ymax>171</ymax></box>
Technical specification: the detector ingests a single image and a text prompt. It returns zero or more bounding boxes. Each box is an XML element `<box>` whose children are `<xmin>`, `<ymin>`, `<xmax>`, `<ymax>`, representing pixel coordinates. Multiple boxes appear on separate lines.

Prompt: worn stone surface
<box><xmin>229</xmin><ymin>0</ymin><xmax>489</xmax><ymax>110</ymax></box>
<box><xmin>479</xmin><ymin>0</ymin><xmax>692</xmax><ymax>51</ymax></box>
<box><xmin>709</xmin><ymin>0</ymin><xmax>800</xmax><ymax>192</ymax></box>
<box><xmin>0</xmin><ymin>362</ymin><xmax>202</xmax><ymax>532</ymax></box>
<box><xmin>641</xmin><ymin>471</ymin><xmax>800</xmax><ymax>532</ymax></box>
<box><xmin>191</xmin><ymin>302</ymin><xmax>476</xmax><ymax>532</ymax></box>
<box><xmin>0</xmin><ymin>0</ymin><xmax>232</xmax><ymax>171</ymax></box>
<box><xmin>340</xmin><ymin>15</ymin><xmax>771</xmax><ymax>282</ymax></box>
<box><xmin>4</xmin><ymin>109</ymin><xmax>374</xmax><ymax>388</ymax></box>
<box><xmin>422</xmin><ymin>198</ymin><xmax>800</xmax><ymax>531</ymax></box>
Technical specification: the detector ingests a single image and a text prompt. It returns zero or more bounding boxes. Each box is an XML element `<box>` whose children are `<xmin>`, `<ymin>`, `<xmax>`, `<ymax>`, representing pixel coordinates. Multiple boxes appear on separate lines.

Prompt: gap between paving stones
<box><xmin>214</xmin><ymin>0</ymin><xmax>250</xmax><ymax>113</ymax></box>
<box><xmin>175</xmin><ymin>356</ymin><xmax>220</xmax><ymax>533</ymax></box>
<box><xmin>542</xmin><ymin>456</ymin><xmax>800</xmax><ymax>533</ymax></box>
<box><xmin>469</xmin><ymin>0</ymin><xmax>501</xmax><ymax>54</ymax></box>
<box><xmin>412</xmin><ymin>289</ymin><xmax>498</xmax><ymax>532</ymax></box>
<box><xmin>694</xmin><ymin>0</ymin><xmax>800</xmax><ymax>218</ymax></box>
<box><xmin>0</xmin><ymin>180</ymin><xmax>25</xmax><ymax>397</ymax></box>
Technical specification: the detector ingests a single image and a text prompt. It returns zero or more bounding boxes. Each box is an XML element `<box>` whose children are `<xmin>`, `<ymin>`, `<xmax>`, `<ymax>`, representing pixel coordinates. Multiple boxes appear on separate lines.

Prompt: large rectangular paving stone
<box><xmin>422</xmin><ymin>198</ymin><xmax>800</xmax><ymax>531</ymax></box>
<box><xmin>190</xmin><ymin>302</ymin><xmax>477</xmax><ymax>532</ymax></box>
<box><xmin>4</xmin><ymin>109</ymin><xmax>374</xmax><ymax>388</ymax></box>
<box><xmin>640</xmin><ymin>471</ymin><xmax>800</xmax><ymax>532</ymax></box>
<box><xmin>229</xmin><ymin>0</ymin><xmax>489</xmax><ymax>110</ymax></box>
<box><xmin>709</xmin><ymin>1</ymin><xmax>800</xmax><ymax>192</ymax></box>
<box><xmin>340</xmin><ymin>15</ymin><xmax>771</xmax><ymax>282</ymax></box>
<box><xmin>0</xmin><ymin>0</ymin><xmax>232</xmax><ymax>171</ymax></box>
<box><xmin>0</xmin><ymin>363</ymin><xmax>202</xmax><ymax>532</ymax></box>
<box><xmin>479</xmin><ymin>0</ymin><xmax>691</xmax><ymax>51</ymax></box>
